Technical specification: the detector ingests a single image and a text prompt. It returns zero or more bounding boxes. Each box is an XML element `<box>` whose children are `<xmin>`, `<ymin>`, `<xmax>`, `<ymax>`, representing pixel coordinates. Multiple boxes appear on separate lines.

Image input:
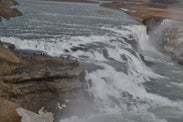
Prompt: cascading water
<box><xmin>1</xmin><ymin>0</ymin><xmax>183</xmax><ymax>122</ymax></box>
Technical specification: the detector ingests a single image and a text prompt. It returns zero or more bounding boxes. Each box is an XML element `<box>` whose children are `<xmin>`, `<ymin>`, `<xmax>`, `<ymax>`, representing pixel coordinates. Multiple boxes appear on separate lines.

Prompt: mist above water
<box><xmin>1</xmin><ymin>0</ymin><xmax>183</xmax><ymax>122</ymax></box>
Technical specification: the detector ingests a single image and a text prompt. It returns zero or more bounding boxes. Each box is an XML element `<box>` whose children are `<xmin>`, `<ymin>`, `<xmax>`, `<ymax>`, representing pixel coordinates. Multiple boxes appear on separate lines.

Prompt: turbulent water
<box><xmin>1</xmin><ymin>0</ymin><xmax>183</xmax><ymax>122</ymax></box>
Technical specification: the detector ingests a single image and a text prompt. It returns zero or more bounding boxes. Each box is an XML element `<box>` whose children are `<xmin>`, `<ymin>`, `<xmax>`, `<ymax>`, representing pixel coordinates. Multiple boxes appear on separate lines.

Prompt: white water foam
<box><xmin>1</xmin><ymin>25</ymin><xmax>182</xmax><ymax>122</ymax></box>
<box><xmin>0</xmin><ymin>25</ymin><xmax>174</xmax><ymax>104</ymax></box>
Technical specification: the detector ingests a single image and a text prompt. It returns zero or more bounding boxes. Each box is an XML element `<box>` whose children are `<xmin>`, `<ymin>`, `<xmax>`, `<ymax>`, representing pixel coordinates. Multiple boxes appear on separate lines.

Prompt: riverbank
<box><xmin>100</xmin><ymin>0</ymin><xmax>183</xmax><ymax>22</ymax></box>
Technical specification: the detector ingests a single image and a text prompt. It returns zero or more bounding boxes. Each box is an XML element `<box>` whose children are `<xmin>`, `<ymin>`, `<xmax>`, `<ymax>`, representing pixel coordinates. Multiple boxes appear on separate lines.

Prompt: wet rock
<box><xmin>2</xmin><ymin>42</ymin><xmax>16</xmax><ymax>50</ymax></box>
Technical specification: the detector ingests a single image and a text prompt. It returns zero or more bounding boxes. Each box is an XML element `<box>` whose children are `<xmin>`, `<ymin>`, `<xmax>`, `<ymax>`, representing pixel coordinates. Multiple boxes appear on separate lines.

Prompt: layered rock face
<box><xmin>0</xmin><ymin>42</ymin><xmax>84</xmax><ymax>122</ymax></box>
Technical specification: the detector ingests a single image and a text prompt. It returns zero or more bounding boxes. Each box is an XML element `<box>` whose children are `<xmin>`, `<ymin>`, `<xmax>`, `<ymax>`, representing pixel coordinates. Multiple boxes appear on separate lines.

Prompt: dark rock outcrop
<box><xmin>142</xmin><ymin>17</ymin><xmax>163</xmax><ymax>34</ymax></box>
<box><xmin>0</xmin><ymin>0</ymin><xmax>22</xmax><ymax>21</ymax></box>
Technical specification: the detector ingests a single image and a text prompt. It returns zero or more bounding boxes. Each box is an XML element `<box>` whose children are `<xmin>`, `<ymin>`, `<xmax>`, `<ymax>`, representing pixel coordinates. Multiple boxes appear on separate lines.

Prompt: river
<box><xmin>0</xmin><ymin>0</ymin><xmax>183</xmax><ymax>122</ymax></box>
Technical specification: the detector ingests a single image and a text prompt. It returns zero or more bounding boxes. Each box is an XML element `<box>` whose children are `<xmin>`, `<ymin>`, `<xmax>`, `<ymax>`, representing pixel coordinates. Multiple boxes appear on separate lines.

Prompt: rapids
<box><xmin>1</xmin><ymin>0</ymin><xmax>183</xmax><ymax>122</ymax></box>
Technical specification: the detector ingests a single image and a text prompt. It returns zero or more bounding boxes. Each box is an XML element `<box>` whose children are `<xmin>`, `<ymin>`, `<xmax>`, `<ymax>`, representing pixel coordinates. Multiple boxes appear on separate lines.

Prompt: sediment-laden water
<box><xmin>1</xmin><ymin>0</ymin><xmax>183</xmax><ymax>122</ymax></box>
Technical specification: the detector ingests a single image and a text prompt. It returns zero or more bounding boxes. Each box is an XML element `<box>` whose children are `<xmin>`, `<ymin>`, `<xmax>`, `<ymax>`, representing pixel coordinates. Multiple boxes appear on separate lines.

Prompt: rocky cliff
<box><xmin>0</xmin><ymin>41</ymin><xmax>84</xmax><ymax>122</ymax></box>
<box><xmin>0</xmin><ymin>1</ymin><xmax>84</xmax><ymax>122</ymax></box>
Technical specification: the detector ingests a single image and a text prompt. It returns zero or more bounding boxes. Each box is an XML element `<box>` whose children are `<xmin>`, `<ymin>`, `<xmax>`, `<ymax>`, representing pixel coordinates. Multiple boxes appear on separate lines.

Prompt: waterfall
<box><xmin>1</xmin><ymin>0</ymin><xmax>183</xmax><ymax>121</ymax></box>
<box><xmin>1</xmin><ymin>24</ymin><xmax>178</xmax><ymax>122</ymax></box>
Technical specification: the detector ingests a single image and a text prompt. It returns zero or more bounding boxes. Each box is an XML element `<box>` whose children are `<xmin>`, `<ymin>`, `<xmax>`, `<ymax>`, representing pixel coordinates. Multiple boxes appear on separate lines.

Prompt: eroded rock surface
<box><xmin>0</xmin><ymin>42</ymin><xmax>84</xmax><ymax>121</ymax></box>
